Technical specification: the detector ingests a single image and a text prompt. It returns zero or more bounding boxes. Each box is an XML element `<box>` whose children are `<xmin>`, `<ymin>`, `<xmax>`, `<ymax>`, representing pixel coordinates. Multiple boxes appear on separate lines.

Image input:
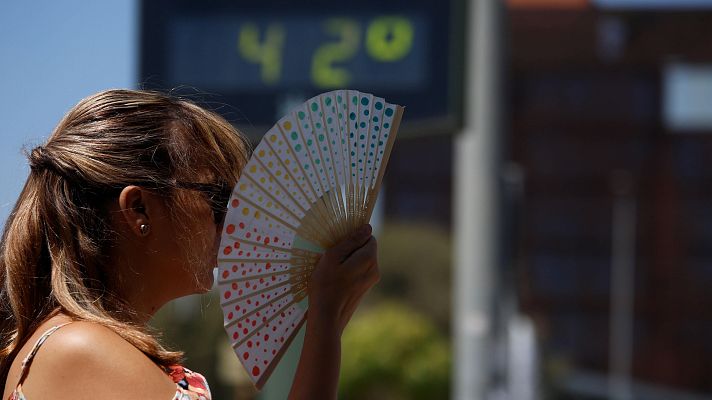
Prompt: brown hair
<box><xmin>0</xmin><ymin>89</ymin><xmax>250</xmax><ymax>383</ymax></box>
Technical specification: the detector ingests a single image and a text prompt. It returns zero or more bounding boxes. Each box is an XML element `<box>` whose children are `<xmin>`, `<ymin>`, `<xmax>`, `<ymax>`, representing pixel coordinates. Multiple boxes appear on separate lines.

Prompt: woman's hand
<box><xmin>308</xmin><ymin>224</ymin><xmax>380</xmax><ymax>334</ymax></box>
<box><xmin>289</xmin><ymin>224</ymin><xmax>379</xmax><ymax>400</ymax></box>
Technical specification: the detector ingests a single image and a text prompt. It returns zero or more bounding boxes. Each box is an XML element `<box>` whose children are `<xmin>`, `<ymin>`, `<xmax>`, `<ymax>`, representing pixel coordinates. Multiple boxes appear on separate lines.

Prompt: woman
<box><xmin>0</xmin><ymin>89</ymin><xmax>379</xmax><ymax>399</ymax></box>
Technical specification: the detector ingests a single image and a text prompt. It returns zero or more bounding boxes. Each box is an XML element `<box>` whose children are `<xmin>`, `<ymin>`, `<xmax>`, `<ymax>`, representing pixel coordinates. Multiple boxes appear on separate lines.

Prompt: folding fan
<box><xmin>216</xmin><ymin>89</ymin><xmax>403</xmax><ymax>388</ymax></box>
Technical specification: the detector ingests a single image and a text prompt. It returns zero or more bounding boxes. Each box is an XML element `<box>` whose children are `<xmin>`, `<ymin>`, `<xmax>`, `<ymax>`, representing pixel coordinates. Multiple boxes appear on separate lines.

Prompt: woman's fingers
<box><xmin>308</xmin><ymin>227</ymin><xmax>380</xmax><ymax>335</ymax></box>
<box><xmin>341</xmin><ymin>236</ymin><xmax>377</xmax><ymax>271</ymax></box>
<box><xmin>323</xmin><ymin>224</ymin><xmax>372</xmax><ymax>263</ymax></box>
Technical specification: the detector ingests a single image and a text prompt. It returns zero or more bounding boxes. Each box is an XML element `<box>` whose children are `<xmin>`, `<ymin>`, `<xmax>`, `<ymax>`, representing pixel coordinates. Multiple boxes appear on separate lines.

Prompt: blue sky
<box><xmin>0</xmin><ymin>0</ymin><xmax>137</xmax><ymax>224</ymax></box>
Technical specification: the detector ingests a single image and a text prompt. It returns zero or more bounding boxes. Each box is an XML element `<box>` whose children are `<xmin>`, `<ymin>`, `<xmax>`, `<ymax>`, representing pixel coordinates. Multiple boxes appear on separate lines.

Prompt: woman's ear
<box><xmin>118</xmin><ymin>186</ymin><xmax>151</xmax><ymax>238</ymax></box>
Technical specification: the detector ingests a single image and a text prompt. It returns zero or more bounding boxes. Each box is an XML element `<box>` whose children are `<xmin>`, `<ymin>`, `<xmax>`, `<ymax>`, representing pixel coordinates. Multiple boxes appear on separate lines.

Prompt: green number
<box><xmin>366</xmin><ymin>16</ymin><xmax>414</xmax><ymax>62</ymax></box>
<box><xmin>311</xmin><ymin>19</ymin><xmax>360</xmax><ymax>88</ymax></box>
<box><xmin>238</xmin><ymin>23</ymin><xmax>285</xmax><ymax>85</ymax></box>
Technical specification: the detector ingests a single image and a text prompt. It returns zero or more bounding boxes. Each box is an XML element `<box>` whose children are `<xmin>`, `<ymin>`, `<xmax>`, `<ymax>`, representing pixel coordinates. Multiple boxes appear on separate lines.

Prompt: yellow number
<box><xmin>366</xmin><ymin>16</ymin><xmax>414</xmax><ymax>62</ymax></box>
<box><xmin>311</xmin><ymin>19</ymin><xmax>360</xmax><ymax>89</ymax></box>
<box><xmin>238</xmin><ymin>23</ymin><xmax>285</xmax><ymax>85</ymax></box>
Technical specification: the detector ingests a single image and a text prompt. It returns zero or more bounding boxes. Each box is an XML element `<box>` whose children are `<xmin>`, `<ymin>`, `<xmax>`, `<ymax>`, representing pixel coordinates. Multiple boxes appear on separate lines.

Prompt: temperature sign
<box><xmin>141</xmin><ymin>0</ymin><xmax>458</xmax><ymax>134</ymax></box>
<box><xmin>167</xmin><ymin>15</ymin><xmax>427</xmax><ymax>90</ymax></box>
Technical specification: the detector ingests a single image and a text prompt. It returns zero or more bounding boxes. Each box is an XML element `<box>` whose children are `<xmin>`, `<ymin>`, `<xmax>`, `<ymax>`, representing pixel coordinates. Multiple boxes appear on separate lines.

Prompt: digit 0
<box><xmin>366</xmin><ymin>17</ymin><xmax>414</xmax><ymax>62</ymax></box>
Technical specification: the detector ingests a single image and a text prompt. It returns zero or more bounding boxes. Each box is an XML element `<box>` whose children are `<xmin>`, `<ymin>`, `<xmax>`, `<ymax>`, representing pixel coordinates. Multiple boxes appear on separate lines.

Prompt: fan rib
<box><xmin>226</xmin><ymin>236</ymin><xmax>291</xmax><ymax>252</ymax></box>
<box><xmin>225</xmin><ymin>287</ymin><xmax>297</xmax><ymax>330</ymax></box>
<box><xmin>345</xmin><ymin>94</ymin><xmax>356</xmax><ymax>233</ymax></box>
<box><xmin>232</xmin><ymin>193</ymin><xmax>298</xmax><ymax>232</ymax></box>
<box><xmin>362</xmin><ymin>101</ymin><xmax>384</xmax><ymax>209</ymax></box>
<box><xmin>334</xmin><ymin>91</ymin><xmax>352</xmax><ymax>231</ymax></box>
<box><xmin>263</xmin><ymin>138</ymin><xmax>314</xmax><ymax>208</ymax></box>
<box><xmin>231</xmin><ymin>289</ymin><xmax>307</xmax><ymax>348</ymax></box>
<box><xmin>362</xmin><ymin>97</ymin><xmax>382</xmax><ymax>214</ymax></box>
<box><xmin>276</xmin><ymin>125</ymin><xmax>320</xmax><ymax>201</ymax></box>
<box><xmin>251</xmin><ymin>155</ymin><xmax>308</xmax><ymax>215</ymax></box>
<box><xmin>220</xmin><ymin>276</ymin><xmax>305</xmax><ymax>306</ymax></box>
<box><xmin>276</xmin><ymin>125</ymin><xmax>336</xmax><ymax>243</ymax></box>
<box><xmin>293</xmin><ymin>111</ymin><xmax>342</xmax><ymax>242</ymax></box>
<box><xmin>260</xmin><ymin>141</ymin><xmax>330</xmax><ymax>244</ymax></box>
<box><xmin>317</xmin><ymin>94</ymin><xmax>348</xmax><ymax>240</ymax></box>
<box><xmin>218</xmin><ymin>264</ymin><xmax>312</xmax><ymax>285</ymax></box>
<box><xmin>242</xmin><ymin>173</ymin><xmax>302</xmax><ymax>222</ymax></box>
<box><xmin>220</xmin><ymin>257</ymin><xmax>291</xmax><ymax>264</ymax></box>
<box><xmin>355</xmin><ymin>95</ymin><xmax>370</xmax><ymax>222</ymax></box>
<box><xmin>241</xmin><ymin>168</ymin><xmax>323</xmax><ymax>242</ymax></box>
<box><xmin>308</xmin><ymin>97</ymin><xmax>348</xmax><ymax>241</ymax></box>
<box><xmin>364</xmin><ymin>106</ymin><xmax>403</xmax><ymax>221</ymax></box>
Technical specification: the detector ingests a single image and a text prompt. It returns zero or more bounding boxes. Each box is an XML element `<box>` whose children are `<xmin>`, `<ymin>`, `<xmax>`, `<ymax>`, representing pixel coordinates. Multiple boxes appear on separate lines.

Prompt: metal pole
<box><xmin>453</xmin><ymin>0</ymin><xmax>504</xmax><ymax>398</ymax></box>
<box><xmin>609</xmin><ymin>171</ymin><xmax>636</xmax><ymax>400</ymax></box>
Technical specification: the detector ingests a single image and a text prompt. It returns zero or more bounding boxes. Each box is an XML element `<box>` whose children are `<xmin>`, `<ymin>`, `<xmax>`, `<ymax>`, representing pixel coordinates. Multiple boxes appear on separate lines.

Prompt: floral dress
<box><xmin>7</xmin><ymin>323</ymin><xmax>211</xmax><ymax>400</ymax></box>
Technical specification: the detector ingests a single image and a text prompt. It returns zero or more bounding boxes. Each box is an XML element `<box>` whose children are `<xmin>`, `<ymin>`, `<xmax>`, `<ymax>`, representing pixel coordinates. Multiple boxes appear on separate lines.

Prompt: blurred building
<box><xmin>508</xmin><ymin>0</ymin><xmax>712</xmax><ymax>398</ymax></box>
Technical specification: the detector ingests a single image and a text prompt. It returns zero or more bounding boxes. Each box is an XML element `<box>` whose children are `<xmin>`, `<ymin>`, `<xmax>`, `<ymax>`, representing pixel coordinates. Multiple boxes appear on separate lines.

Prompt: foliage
<box><xmin>374</xmin><ymin>221</ymin><xmax>452</xmax><ymax>332</ymax></box>
<box><xmin>339</xmin><ymin>301</ymin><xmax>451</xmax><ymax>400</ymax></box>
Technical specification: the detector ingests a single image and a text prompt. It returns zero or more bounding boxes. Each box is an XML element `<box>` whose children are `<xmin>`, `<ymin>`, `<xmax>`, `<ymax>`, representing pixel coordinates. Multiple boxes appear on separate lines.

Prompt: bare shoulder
<box><xmin>10</xmin><ymin>321</ymin><xmax>177</xmax><ymax>400</ymax></box>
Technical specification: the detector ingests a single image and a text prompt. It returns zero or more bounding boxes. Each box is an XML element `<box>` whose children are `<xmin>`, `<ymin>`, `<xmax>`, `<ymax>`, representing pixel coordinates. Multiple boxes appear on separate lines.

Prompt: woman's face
<box><xmin>138</xmin><ymin>187</ymin><xmax>224</xmax><ymax>302</ymax></box>
<box><xmin>172</xmin><ymin>190</ymin><xmax>224</xmax><ymax>294</ymax></box>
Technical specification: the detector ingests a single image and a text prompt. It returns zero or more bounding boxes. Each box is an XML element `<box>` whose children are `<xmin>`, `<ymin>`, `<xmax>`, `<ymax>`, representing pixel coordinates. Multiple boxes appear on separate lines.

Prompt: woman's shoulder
<box><xmin>4</xmin><ymin>318</ymin><xmax>178</xmax><ymax>400</ymax></box>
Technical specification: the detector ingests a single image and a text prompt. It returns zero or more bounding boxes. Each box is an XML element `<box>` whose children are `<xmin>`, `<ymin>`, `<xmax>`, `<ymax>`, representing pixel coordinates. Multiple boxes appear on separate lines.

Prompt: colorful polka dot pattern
<box><xmin>217</xmin><ymin>89</ymin><xmax>401</xmax><ymax>387</ymax></box>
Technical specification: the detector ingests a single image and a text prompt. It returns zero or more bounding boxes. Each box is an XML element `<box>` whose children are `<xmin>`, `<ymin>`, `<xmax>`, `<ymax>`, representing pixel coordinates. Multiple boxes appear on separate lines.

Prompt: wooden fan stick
<box><xmin>276</xmin><ymin>127</ymin><xmax>338</xmax><ymax>240</ymax></box>
<box><xmin>219</xmin><ymin>248</ymin><xmax>320</xmax><ymax>271</ymax></box>
<box><xmin>325</xmin><ymin>188</ymin><xmax>347</xmax><ymax>241</ymax></box>
<box><xmin>339</xmin><ymin>94</ymin><xmax>356</xmax><ymax>233</ymax></box>
<box><xmin>218</xmin><ymin>263</ymin><xmax>317</xmax><ymax>289</ymax></box>
<box><xmin>347</xmin><ymin>182</ymin><xmax>356</xmax><ymax>233</ymax></box>
<box><xmin>220</xmin><ymin>248</ymin><xmax>318</xmax><ymax>278</ymax></box>
<box><xmin>231</xmin><ymin>285</ymin><xmax>308</xmax><ymax>349</ymax></box>
<box><xmin>361</xmin><ymin>97</ymin><xmax>382</xmax><ymax>211</ymax></box>
<box><xmin>219</xmin><ymin>253</ymin><xmax>318</xmax><ymax>272</ymax></box>
<box><xmin>357</xmin><ymin>96</ymin><xmax>379</xmax><ymax>228</ymax></box>
<box><xmin>277</xmin><ymin>123</ymin><xmax>337</xmax><ymax>240</ymax></box>
<box><xmin>356</xmin><ymin>95</ymin><xmax>372</xmax><ymax>230</ymax></box>
<box><xmin>332</xmin><ymin>138</ymin><xmax>351</xmax><ymax>238</ymax></box>
<box><xmin>260</xmin><ymin>142</ymin><xmax>333</xmax><ymax>244</ymax></box>
<box><xmin>242</xmin><ymin>173</ymin><xmax>303</xmax><ymax>223</ymax></box>
<box><xmin>363</xmin><ymin>106</ymin><xmax>404</xmax><ymax>224</ymax></box>
<box><xmin>261</xmin><ymin>139</ymin><xmax>314</xmax><ymax>210</ymax></box>
<box><xmin>226</xmin><ymin>235</ymin><xmax>293</xmax><ymax>254</ymax></box>
<box><xmin>308</xmin><ymin>100</ymin><xmax>349</xmax><ymax>241</ymax></box>
<box><xmin>220</xmin><ymin>280</ymin><xmax>292</xmax><ymax>308</ymax></box>
<box><xmin>344</xmin><ymin>96</ymin><xmax>357</xmax><ymax>234</ymax></box>
<box><xmin>251</xmin><ymin>156</ymin><xmax>309</xmax><ymax>216</ymax></box>
<box><xmin>225</xmin><ymin>286</ymin><xmax>296</xmax><ymax>330</ymax></box>
<box><xmin>315</xmin><ymin>194</ymin><xmax>342</xmax><ymax>244</ymax></box>
<box><xmin>318</xmin><ymin>94</ymin><xmax>349</xmax><ymax>240</ymax></box>
<box><xmin>230</xmin><ymin>193</ymin><xmax>327</xmax><ymax>248</ymax></box>
<box><xmin>220</xmin><ymin>274</ymin><xmax>309</xmax><ymax>306</ymax></box>
<box><xmin>219</xmin><ymin>258</ymin><xmax>291</xmax><ymax>266</ymax></box>
<box><xmin>240</xmin><ymin>167</ymin><xmax>323</xmax><ymax>243</ymax></box>
<box><xmin>254</xmin><ymin>315</ymin><xmax>307</xmax><ymax>390</ymax></box>
<box><xmin>230</xmin><ymin>193</ymin><xmax>305</xmax><ymax>238</ymax></box>
<box><xmin>271</xmin><ymin>129</ymin><xmax>332</xmax><ymax>238</ymax></box>
<box><xmin>294</xmin><ymin>126</ymin><xmax>344</xmax><ymax>244</ymax></box>
<box><xmin>295</xmin><ymin>215</ymin><xmax>328</xmax><ymax>249</ymax></box>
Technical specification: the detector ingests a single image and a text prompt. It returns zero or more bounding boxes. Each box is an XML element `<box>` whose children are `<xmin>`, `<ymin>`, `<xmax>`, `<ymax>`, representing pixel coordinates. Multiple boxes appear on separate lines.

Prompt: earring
<box><xmin>139</xmin><ymin>224</ymin><xmax>150</xmax><ymax>236</ymax></box>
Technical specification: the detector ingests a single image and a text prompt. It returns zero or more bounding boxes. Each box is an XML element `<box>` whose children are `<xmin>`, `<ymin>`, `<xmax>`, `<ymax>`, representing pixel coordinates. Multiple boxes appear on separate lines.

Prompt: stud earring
<box><xmin>139</xmin><ymin>224</ymin><xmax>150</xmax><ymax>236</ymax></box>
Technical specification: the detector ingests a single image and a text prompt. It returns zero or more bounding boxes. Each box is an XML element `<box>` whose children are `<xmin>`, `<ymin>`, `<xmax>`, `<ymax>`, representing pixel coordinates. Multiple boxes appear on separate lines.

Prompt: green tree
<box><xmin>339</xmin><ymin>302</ymin><xmax>451</xmax><ymax>400</ymax></box>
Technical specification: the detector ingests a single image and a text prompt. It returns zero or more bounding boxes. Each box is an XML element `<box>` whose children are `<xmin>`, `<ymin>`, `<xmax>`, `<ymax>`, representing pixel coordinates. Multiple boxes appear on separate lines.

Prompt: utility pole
<box><xmin>453</xmin><ymin>0</ymin><xmax>504</xmax><ymax>398</ymax></box>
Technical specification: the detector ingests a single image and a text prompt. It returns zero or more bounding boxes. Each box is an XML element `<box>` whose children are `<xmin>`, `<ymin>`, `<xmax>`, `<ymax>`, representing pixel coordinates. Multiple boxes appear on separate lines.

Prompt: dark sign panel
<box><xmin>141</xmin><ymin>0</ymin><xmax>461</xmax><ymax>138</ymax></box>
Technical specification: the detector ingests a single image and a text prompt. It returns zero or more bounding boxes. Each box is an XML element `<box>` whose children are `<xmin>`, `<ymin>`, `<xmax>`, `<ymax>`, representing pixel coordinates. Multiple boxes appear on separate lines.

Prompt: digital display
<box><xmin>168</xmin><ymin>15</ymin><xmax>428</xmax><ymax>91</ymax></box>
<box><xmin>141</xmin><ymin>0</ymin><xmax>460</xmax><ymax>137</ymax></box>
